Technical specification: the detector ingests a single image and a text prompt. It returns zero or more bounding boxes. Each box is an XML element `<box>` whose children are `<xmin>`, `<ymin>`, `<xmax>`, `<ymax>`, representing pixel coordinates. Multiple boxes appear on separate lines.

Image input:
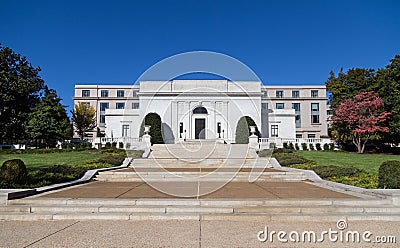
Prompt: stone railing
<box><xmin>258</xmin><ymin>137</ymin><xmax>332</xmax><ymax>150</ymax></box>
<box><xmin>84</xmin><ymin>135</ymin><xmax>150</xmax><ymax>150</ymax></box>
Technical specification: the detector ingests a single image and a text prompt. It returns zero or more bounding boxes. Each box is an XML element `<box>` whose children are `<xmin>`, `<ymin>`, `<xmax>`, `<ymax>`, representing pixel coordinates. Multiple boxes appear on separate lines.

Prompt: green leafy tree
<box><xmin>0</xmin><ymin>44</ymin><xmax>44</xmax><ymax>142</ymax></box>
<box><xmin>71</xmin><ymin>102</ymin><xmax>96</xmax><ymax>139</ymax></box>
<box><xmin>26</xmin><ymin>88</ymin><xmax>72</xmax><ymax>147</ymax></box>
<box><xmin>375</xmin><ymin>55</ymin><xmax>400</xmax><ymax>144</ymax></box>
<box><xmin>326</xmin><ymin>67</ymin><xmax>376</xmax><ymax>109</ymax></box>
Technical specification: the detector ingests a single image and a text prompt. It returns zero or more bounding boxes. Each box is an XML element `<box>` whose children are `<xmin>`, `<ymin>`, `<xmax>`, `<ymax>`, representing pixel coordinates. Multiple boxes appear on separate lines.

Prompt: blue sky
<box><xmin>1</xmin><ymin>0</ymin><xmax>399</xmax><ymax>112</ymax></box>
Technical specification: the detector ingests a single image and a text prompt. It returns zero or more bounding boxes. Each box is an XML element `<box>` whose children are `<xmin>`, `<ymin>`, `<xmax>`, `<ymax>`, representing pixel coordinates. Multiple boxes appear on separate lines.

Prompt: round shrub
<box><xmin>323</xmin><ymin>143</ymin><xmax>329</xmax><ymax>150</ymax></box>
<box><xmin>301</xmin><ymin>143</ymin><xmax>308</xmax><ymax>151</ymax></box>
<box><xmin>288</xmin><ymin>143</ymin><xmax>295</xmax><ymax>150</ymax></box>
<box><xmin>309</xmin><ymin>144</ymin><xmax>315</xmax><ymax>151</ymax></box>
<box><xmin>378</xmin><ymin>160</ymin><xmax>400</xmax><ymax>189</ymax></box>
<box><xmin>295</xmin><ymin>143</ymin><xmax>300</xmax><ymax>150</ymax></box>
<box><xmin>0</xmin><ymin>159</ymin><xmax>28</xmax><ymax>184</ymax></box>
<box><xmin>316</xmin><ymin>143</ymin><xmax>322</xmax><ymax>150</ymax></box>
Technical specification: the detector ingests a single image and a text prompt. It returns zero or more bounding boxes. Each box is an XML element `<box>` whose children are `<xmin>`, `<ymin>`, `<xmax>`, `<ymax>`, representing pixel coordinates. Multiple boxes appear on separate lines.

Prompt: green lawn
<box><xmin>295</xmin><ymin>151</ymin><xmax>400</xmax><ymax>175</ymax></box>
<box><xmin>0</xmin><ymin>151</ymin><xmax>107</xmax><ymax>169</ymax></box>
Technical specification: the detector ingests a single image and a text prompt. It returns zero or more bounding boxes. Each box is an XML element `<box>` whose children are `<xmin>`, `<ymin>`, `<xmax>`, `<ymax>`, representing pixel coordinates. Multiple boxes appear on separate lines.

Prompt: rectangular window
<box><xmin>311</xmin><ymin>90</ymin><xmax>318</xmax><ymax>98</ymax></box>
<box><xmin>116</xmin><ymin>102</ymin><xmax>125</xmax><ymax>109</ymax></box>
<box><xmin>82</xmin><ymin>90</ymin><xmax>90</xmax><ymax>97</ymax></box>
<box><xmin>132</xmin><ymin>102</ymin><xmax>140</xmax><ymax>109</ymax></box>
<box><xmin>100</xmin><ymin>115</ymin><xmax>106</xmax><ymax>124</ymax></box>
<box><xmin>292</xmin><ymin>90</ymin><xmax>299</xmax><ymax>98</ymax></box>
<box><xmin>292</xmin><ymin>103</ymin><xmax>300</xmax><ymax>112</ymax></box>
<box><xmin>261</xmin><ymin>103</ymin><xmax>268</xmax><ymax>110</ymax></box>
<box><xmin>311</xmin><ymin>103</ymin><xmax>319</xmax><ymax>111</ymax></box>
<box><xmin>308</xmin><ymin>134</ymin><xmax>316</xmax><ymax>138</ymax></box>
<box><xmin>311</xmin><ymin>103</ymin><xmax>319</xmax><ymax>124</ymax></box>
<box><xmin>100</xmin><ymin>102</ymin><xmax>109</xmax><ymax>111</ymax></box>
<box><xmin>276</xmin><ymin>103</ymin><xmax>284</xmax><ymax>109</ymax></box>
<box><xmin>100</xmin><ymin>90</ymin><xmax>109</xmax><ymax>97</ymax></box>
<box><xmin>312</xmin><ymin>115</ymin><xmax>320</xmax><ymax>124</ymax></box>
<box><xmin>276</xmin><ymin>90</ymin><xmax>283</xmax><ymax>98</ymax></box>
<box><xmin>133</xmin><ymin>90</ymin><xmax>139</xmax><ymax>97</ymax></box>
<box><xmin>296</xmin><ymin>134</ymin><xmax>303</xmax><ymax>138</ymax></box>
<box><xmin>327</xmin><ymin>109</ymin><xmax>333</xmax><ymax>115</ymax></box>
<box><xmin>271</xmin><ymin>125</ymin><xmax>278</xmax><ymax>137</ymax></box>
<box><xmin>262</xmin><ymin>91</ymin><xmax>268</xmax><ymax>97</ymax></box>
<box><xmin>117</xmin><ymin>90</ymin><xmax>125</xmax><ymax>97</ymax></box>
<box><xmin>122</xmin><ymin>124</ymin><xmax>129</xmax><ymax>137</ymax></box>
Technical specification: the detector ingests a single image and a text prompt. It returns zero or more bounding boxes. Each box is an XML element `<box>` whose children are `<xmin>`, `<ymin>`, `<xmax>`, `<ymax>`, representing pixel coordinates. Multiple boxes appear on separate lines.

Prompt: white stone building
<box><xmin>73</xmin><ymin>80</ymin><xmax>329</xmax><ymax>147</ymax></box>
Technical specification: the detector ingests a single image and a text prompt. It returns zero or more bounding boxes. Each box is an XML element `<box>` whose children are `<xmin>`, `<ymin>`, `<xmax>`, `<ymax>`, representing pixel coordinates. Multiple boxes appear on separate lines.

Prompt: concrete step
<box><xmin>10</xmin><ymin>198</ymin><xmax>393</xmax><ymax>207</ymax></box>
<box><xmin>3</xmin><ymin>196</ymin><xmax>398</xmax><ymax>220</ymax></box>
<box><xmin>1</xmin><ymin>211</ymin><xmax>400</xmax><ymax>221</ymax></box>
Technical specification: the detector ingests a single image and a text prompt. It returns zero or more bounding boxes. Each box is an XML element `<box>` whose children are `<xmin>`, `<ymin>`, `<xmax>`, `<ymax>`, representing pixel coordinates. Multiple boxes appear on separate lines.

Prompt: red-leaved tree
<box><xmin>332</xmin><ymin>91</ymin><xmax>390</xmax><ymax>153</ymax></box>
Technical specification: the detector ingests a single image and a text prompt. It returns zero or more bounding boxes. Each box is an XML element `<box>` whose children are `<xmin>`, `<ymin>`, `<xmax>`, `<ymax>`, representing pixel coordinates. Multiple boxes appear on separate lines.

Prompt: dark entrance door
<box><xmin>195</xmin><ymin>118</ymin><xmax>206</xmax><ymax>139</ymax></box>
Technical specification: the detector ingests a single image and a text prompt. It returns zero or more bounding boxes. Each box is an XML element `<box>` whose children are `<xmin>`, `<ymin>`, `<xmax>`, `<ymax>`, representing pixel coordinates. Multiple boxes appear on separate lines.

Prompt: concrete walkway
<box><xmin>1</xmin><ymin>220</ymin><xmax>399</xmax><ymax>247</ymax></box>
<box><xmin>39</xmin><ymin>181</ymin><xmax>357</xmax><ymax>199</ymax></box>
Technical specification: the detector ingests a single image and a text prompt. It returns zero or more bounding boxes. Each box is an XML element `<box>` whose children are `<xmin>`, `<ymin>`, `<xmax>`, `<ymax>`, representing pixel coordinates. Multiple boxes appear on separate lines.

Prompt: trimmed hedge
<box><xmin>273</xmin><ymin>153</ymin><xmax>309</xmax><ymax>166</ymax></box>
<box><xmin>98</xmin><ymin>155</ymin><xmax>126</xmax><ymax>166</ymax></box>
<box><xmin>312</xmin><ymin>165</ymin><xmax>361</xmax><ymax>178</ymax></box>
<box><xmin>378</xmin><ymin>160</ymin><xmax>400</xmax><ymax>189</ymax></box>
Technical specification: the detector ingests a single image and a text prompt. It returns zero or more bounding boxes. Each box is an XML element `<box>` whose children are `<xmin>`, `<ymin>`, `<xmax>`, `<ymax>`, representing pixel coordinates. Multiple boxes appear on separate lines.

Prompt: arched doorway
<box><xmin>192</xmin><ymin>106</ymin><xmax>208</xmax><ymax>139</ymax></box>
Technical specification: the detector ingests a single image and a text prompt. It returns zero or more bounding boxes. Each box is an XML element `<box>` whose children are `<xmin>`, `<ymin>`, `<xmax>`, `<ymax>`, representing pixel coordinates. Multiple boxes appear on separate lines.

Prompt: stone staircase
<box><xmin>95</xmin><ymin>141</ymin><xmax>308</xmax><ymax>182</ymax></box>
<box><xmin>1</xmin><ymin>141</ymin><xmax>399</xmax><ymax>221</ymax></box>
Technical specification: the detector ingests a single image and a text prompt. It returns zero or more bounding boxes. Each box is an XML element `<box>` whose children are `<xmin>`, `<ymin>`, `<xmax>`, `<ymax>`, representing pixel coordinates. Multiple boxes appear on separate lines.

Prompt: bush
<box><xmin>105</xmin><ymin>142</ymin><xmax>112</xmax><ymax>148</ymax></box>
<box><xmin>312</xmin><ymin>165</ymin><xmax>362</xmax><ymax>178</ymax></box>
<box><xmin>61</xmin><ymin>142</ymin><xmax>73</xmax><ymax>149</ymax></box>
<box><xmin>112</xmin><ymin>142</ymin><xmax>117</xmax><ymax>148</ymax></box>
<box><xmin>316</xmin><ymin>143</ymin><xmax>322</xmax><ymax>151</ymax></box>
<box><xmin>301</xmin><ymin>143</ymin><xmax>308</xmax><ymax>151</ymax></box>
<box><xmin>126</xmin><ymin>143</ymin><xmax>131</xmax><ymax>149</ymax></box>
<box><xmin>118</xmin><ymin>142</ymin><xmax>124</xmax><ymax>149</ymax></box>
<box><xmin>274</xmin><ymin>153</ymin><xmax>309</xmax><ymax>166</ymax></box>
<box><xmin>257</xmin><ymin>149</ymin><xmax>273</xmax><ymax>158</ymax></box>
<box><xmin>329</xmin><ymin>143</ymin><xmax>335</xmax><ymax>150</ymax></box>
<box><xmin>0</xmin><ymin>159</ymin><xmax>28</xmax><ymax>184</ymax></box>
<box><xmin>273</xmin><ymin>148</ymin><xmax>293</xmax><ymax>154</ymax></box>
<box><xmin>323</xmin><ymin>143</ymin><xmax>329</xmax><ymax>150</ymax></box>
<box><xmin>309</xmin><ymin>144</ymin><xmax>315</xmax><ymax>150</ymax></box>
<box><xmin>378</xmin><ymin>160</ymin><xmax>400</xmax><ymax>189</ymax></box>
<box><xmin>288</xmin><ymin>143</ymin><xmax>295</xmax><ymax>150</ymax></box>
<box><xmin>283</xmin><ymin>142</ymin><xmax>288</xmax><ymax>149</ymax></box>
<box><xmin>98</xmin><ymin>155</ymin><xmax>126</xmax><ymax>166</ymax></box>
<box><xmin>295</xmin><ymin>143</ymin><xmax>300</xmax><ymax>150</ymax></box>
<box><xmin>269</xmin><ymin>143</ymin><xmax>277</xmax><ymax>149</ymax></box>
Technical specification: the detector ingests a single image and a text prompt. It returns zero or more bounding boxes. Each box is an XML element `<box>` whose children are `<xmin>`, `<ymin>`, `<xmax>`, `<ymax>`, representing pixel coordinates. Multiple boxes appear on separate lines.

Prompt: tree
<box><xmin>235</xmin><ymin>116</ymin><xmax>259</xmax><ymax>144</ymax></box>
<box><xmin>0</xmin><ymin>44</ymin><xmax>44</xmax><ymax>142</ymax></box>
<box><xmin>332</xmin><ymin>91</ymin><xmax>390</xmax><ymax>153</ymax></box>
<box><xmin>375</xmin><ymin>55</ymin><xmax>400</xmax><ymax>144</ymax></box>
<box><xmin>139</xmin><ymin>113</ymin><xmax>163</xmax><ymax>144</ymax></box>
<box><xmin>71</xmin><ymin>102</ymin><xmax>96</xmax><ymax>139</ymax></box>
<box><xmin>26</xmin><ymin>88</ymin><xmax>72</xmax><ymax>147</ymax></box>
<box><xmin>326</xmin><ymin>67</ymin><xmax>376</xmax><ymax>109</ymax></box>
